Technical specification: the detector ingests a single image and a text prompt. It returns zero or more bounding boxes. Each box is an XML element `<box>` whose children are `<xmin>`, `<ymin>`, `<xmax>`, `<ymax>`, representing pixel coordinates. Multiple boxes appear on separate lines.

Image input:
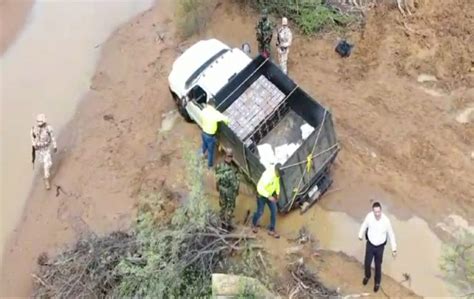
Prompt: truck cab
<box><xmin>168</xmin><ymin>39</ymin><xmax>251</xmax><ymax>128</ymax></box>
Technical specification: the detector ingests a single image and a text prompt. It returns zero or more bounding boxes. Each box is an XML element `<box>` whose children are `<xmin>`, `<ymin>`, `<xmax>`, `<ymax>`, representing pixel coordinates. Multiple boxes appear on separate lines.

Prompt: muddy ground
<box><xmin>1</xmin><ymin>0</ymin><xmax>473</xmax><ymax>296</ymax></box>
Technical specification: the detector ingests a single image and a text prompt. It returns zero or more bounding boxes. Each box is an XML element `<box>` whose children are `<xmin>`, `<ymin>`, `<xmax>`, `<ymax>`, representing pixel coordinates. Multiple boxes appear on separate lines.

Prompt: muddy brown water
<box><xmin>0</xmin><ymin>0</ymin><xmax>153</xmax><ymax>268</ymax></box>
<box><xmin>204</xmin><ymin>173</ymin><xmax>458</xmax><ymax>297</ymax></box>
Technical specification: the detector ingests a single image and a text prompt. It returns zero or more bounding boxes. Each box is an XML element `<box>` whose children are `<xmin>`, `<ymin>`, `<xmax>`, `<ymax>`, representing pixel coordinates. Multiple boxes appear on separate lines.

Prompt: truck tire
<box><xmin>169</xmin><ymin>88</ymin><xmax>193</xmax><ymax>122</ymax></box>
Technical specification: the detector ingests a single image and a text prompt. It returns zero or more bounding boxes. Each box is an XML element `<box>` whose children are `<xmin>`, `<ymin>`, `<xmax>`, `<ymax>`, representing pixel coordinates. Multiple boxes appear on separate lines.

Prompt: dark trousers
<box><xmin>364</xmin><ymin>241</ymin><xmax>385</xmax><ymax>285</ymax></box>
<box><xmin>252</xmin><ymin>196</ymin><xmax>277</xmax><ymax>231</ymax></box>
<box><xmin>201</xmin><ymin>132</ymin><xmax>216</xmax><ymax>168</ymax></box>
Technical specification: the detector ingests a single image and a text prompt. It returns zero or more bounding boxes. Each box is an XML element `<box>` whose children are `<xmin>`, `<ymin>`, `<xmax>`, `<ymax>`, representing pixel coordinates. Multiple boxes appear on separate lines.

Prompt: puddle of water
<box><xmin>159</xmin><ymin>110</ymin><xmax>180</xmax><ymax>133</ymax></box>
<box><xmin>204</xmin><ymin>180</ymin><xmax>458</xmax><ymax>297</ymax></box>
<box><xmin>285</xmin><ymin>208</ymin><xmax>455</xmax><ymax>296</ymax></box>
<box><xmin>0</xmin><ymin>0</ymin><xmax>153</xmax><ymax>265</ymax></box>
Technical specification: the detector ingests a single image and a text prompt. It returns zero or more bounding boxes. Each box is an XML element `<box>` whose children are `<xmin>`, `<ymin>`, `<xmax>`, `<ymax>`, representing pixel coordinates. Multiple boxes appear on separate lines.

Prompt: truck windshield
<box><xmin>184</xmin><ymin>48</ymin><xmax>229</xmax><ymax>89</ymax></box>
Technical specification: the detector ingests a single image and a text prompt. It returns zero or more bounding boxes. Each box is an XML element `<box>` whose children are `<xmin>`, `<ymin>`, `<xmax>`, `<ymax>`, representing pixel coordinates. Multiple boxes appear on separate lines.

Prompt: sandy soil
<box><xmin>0</xmin><ymin>0</ymin><xmax>34</xmax><ymax>54</ymax></box>
<box><xmin>1</xmin><ymin>0</ymin><xmax>473</xmax><ymax>296</ymax></box>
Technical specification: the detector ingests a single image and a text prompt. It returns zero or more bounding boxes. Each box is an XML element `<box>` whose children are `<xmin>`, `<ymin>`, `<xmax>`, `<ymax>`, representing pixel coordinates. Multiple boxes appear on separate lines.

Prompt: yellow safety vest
<box><xmin>201</xmin><ymin>106</ymin><xmax>229</xmax><ymax>135</ymax></box>
<box><xmin>257</xmin><ymin>167</ymin><xmax>280</xmax><ymax>198</ymax></box>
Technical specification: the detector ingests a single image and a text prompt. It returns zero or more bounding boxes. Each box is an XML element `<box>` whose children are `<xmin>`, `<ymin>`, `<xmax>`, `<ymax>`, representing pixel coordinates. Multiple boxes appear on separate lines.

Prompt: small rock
<box><xmin>417</xmin><ymin>74</ymin><xmax>438</xmax><ymax>83</ymax></box>
<box><xmin>456</xmin><ymin>107</ymin><xmax>474</xmax><ymax>124</ymax></box>
<box><xmin>471</xmin><ymin>151</ymin><xmax>474</xmax><ymax>159</ymax></box>
<box><xmin>103</xmin><ymin>114</ymin><xmax>114</xmax><ymax>121</ymax></box>
<box><xmin>370</xmin><ymin>152</ymin><xmax>377</xmax><ymax>158</ymax></box>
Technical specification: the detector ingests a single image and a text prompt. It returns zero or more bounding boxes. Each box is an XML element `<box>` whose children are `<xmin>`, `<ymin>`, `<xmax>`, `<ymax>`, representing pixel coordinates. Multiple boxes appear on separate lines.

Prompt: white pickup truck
<box><xmin>168</xmin><ymin>39</ymin><xmax>339</xmax><ymax>213</ymax></box>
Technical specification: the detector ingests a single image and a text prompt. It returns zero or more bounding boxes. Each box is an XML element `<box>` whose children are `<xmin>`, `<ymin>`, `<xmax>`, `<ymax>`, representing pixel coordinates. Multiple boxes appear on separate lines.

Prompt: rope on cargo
<box><xmin>290</xmin><ymin>149</ymin><xmax>339</xmax><ymax>197</ymax></box>
<box><xmin>216</xmin><ymin>57</ymin><xmax>270</xmax><ymax>111</ymax></box>
<box><xmin>279</xmin><ymin>143</ymin><xmax>340</xmax><ymax>171</ymax></box>
<box><xmin>284</xmin><ymin>109</ymin><xmax>338</xmax><ymax>210</ymax></box>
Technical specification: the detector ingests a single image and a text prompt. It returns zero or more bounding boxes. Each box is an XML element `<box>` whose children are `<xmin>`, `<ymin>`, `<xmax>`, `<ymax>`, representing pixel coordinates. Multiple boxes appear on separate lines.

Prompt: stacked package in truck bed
<box><xmin>223</xmin><ymin>76</ymin><xmax>285</xmax><ymax>141</ymax></box>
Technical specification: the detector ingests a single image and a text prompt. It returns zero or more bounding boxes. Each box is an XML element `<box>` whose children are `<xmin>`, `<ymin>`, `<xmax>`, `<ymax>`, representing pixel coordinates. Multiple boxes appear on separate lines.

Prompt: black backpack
<box><xmin>335</xmin><ymin>40</ymin><xmax>353</xmax><ymax>58</ymax></box>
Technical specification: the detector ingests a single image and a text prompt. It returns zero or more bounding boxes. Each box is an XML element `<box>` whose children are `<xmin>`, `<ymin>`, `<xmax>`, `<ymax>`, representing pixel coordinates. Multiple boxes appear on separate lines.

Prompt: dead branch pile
<box><xmin>33</xmin><ymin>232</ymin><xmax>138</xmax><ymax>298</ymax></box>
<box><xmin>178</xmin><ymin>226</ymin><xmax>258</xmax><ymax>272</ymax></box>
<box><xmin>287</xmin><ymin>261</ymin><xmax>339</xmax><ymax>299</ymax></box>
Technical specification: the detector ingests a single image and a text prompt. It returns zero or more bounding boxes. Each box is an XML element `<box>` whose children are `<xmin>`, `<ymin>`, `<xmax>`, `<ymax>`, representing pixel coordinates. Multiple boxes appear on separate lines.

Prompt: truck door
<box><xmin>185</xmin><ymin>85</ymin><xmax>208</xmax><ymax>128</ymax></box>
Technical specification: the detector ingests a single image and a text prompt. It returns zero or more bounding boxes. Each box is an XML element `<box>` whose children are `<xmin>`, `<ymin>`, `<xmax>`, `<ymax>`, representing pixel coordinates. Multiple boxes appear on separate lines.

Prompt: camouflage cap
<box><xmin>36</xmin><ymin>113</ymin><xmax>47</xmax><ymax>124</ymax></box>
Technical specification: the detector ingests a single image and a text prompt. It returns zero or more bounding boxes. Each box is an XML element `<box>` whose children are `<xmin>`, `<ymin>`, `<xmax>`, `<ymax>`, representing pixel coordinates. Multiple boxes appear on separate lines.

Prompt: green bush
<box><xmin>241</xmin><ymin>0</ymin><xmax>354</xmax><ymax>34</ymax></box>
<box><xmin>176</xmin><ymin>0</ymin><xmax>216</xmax><ymax>38</ymax></box>
<box><xmin>114</xmin><ymin>150</ymin><xmax>273</xmax><ymax>297</ymax></box>
<box><xmin>114</xmin><ymin>152</ymin><xmax>218</xmax><ymax>297</ymax></box>
<box><xmin>440</xmin><ymin>229</ymin><xmax>474</xmax><ymax>296</ymax></box>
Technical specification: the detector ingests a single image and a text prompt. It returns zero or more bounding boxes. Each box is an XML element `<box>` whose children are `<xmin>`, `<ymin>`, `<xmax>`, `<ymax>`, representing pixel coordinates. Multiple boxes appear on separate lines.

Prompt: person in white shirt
<box><xmin>358</xmin><ymin>202</ymin><xmax>397</xmax><ymax>293</ymax></box>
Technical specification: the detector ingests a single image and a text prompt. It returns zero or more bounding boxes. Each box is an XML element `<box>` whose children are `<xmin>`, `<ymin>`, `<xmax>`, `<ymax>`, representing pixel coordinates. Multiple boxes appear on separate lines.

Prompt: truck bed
<box><xmin>214</xmin><ymin>55</ymin><xmax>339</xmax><ymax>213</ymax></box>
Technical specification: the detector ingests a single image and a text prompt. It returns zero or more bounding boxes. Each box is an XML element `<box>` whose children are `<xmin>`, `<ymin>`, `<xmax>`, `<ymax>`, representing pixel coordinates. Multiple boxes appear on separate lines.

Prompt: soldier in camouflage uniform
<box><xmin>256</xmin><ymin>8</ymin><xmax>274</xmax><ymax>58</ymax></box>
<box><xmin>31</xmin><ymin>114</ymin><xmax>57</xmax><ymax>190</ymax></box>
<box><xmin>215</xmin><ymin>148</ymin><xmax>240</xmax><ymax>231</ymax></box>
<box><xmin>276</xmin><ymin>17</ymin><xmax>293</xmax><ymax>74</ymax></box>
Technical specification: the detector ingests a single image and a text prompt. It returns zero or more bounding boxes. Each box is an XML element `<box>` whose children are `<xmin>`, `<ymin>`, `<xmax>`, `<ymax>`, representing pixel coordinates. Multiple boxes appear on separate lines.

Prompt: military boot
<box><xmin>44</xmin><ymin>178</ymin><xmax>51</xmax><ymax>190</ymax></box>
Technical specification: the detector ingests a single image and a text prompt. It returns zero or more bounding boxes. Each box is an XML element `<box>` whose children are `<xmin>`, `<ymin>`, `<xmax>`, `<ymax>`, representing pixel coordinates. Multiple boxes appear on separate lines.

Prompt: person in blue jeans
<box><xmin>200</xmin><ymin>103</ymin><xmax>229</xmax><ymax>168</ymax></box>
<box><xmin>252</xmin><ymin>164</ymin><xmax>281</xmax><ymax>238</ymax></box>
<box><xmin>202</xmin><ymin>132</ymin><xmax>216</xmax><ymax>167</ymax></box>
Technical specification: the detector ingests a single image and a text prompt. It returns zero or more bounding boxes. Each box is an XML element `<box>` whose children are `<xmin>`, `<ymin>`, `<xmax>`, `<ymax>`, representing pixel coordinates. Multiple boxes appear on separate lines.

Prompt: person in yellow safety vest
<box><xmin>201</xmin><ymin>102</ymin><xmax>229</xmax><ymax>168</ymax></box>
<box><xmin>251</xmin><ymin>163</ymin><xmax>281</xmax><ymax>238</ymax></box>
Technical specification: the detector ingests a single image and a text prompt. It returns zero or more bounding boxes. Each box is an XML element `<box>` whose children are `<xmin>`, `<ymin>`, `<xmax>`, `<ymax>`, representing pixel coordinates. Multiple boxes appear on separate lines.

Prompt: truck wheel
<box><xmin>169</xmin><ymin>88</ymin><xmax>193</xmax><ymax>122</ymax></box>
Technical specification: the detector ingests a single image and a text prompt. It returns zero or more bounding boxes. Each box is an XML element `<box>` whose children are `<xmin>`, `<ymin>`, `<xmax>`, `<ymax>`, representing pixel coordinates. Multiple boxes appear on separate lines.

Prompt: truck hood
<box><xmin>168</xmin><ymin>39</ymin><xmax>251</xmax><ymax>97</ymax></box>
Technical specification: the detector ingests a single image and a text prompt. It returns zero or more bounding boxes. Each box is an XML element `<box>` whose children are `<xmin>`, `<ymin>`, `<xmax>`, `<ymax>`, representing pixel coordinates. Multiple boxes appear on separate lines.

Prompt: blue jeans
<box><xmin>201</xmin><ymin>132</ymin><xmax>216</xmax><ymax>168</ymax></box>
<box><xmin>252</xmin><ymin>195</ymin><xmax>277</xmax><ymax>231</ymax></box>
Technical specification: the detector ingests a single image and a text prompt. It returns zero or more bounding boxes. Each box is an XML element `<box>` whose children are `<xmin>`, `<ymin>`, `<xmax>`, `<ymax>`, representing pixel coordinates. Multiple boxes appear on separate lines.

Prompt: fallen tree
<box><xmin>33</xmin><ymin>232</ymin><xmax>137</xmax><ymax>298</ymax></box>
